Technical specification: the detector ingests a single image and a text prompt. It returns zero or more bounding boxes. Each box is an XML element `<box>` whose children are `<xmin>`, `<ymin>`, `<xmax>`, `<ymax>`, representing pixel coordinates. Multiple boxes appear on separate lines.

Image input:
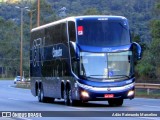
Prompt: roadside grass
<box><xmin>135</xmin><ymin>89</ymin><xmax>160</xmax><ymax>99</ymax></box>
<box><xmin>0</xmin><ymin>78</ymin><xmax>14</xmax><ymax>80</ymax></box>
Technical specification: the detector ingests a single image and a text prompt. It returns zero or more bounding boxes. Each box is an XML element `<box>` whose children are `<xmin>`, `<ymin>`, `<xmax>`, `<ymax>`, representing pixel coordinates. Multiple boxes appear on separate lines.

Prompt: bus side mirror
<box><xmin>132</xmin><ymin>42</ymin><xmax>142</xmax><ymax>60</ymax></box>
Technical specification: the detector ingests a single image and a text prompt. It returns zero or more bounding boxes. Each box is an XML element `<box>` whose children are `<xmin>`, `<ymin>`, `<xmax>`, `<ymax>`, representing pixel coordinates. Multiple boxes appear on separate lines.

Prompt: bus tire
<box><xmin>38</xmin><ymin>85</ymin><xmax>47</xmax><ymax>103</ymax></box>
<box><xmin>64</xmin><ymin>87</ymin><xmax>76</xmax><ymax>106</ymax></box>
<box><xmin>68</xmin><ymin>90</ymin><xmax>77</xmax><ymax>106</ymax></box>
<box><xmin>64</xmin><ymin>88</ymin><xmax>70</xmax><ymax>105</ymax></box>
<box><xmin>108</xmin><ymin>99</ymin><xmax>123</xmax><ymax>107</ymax></box>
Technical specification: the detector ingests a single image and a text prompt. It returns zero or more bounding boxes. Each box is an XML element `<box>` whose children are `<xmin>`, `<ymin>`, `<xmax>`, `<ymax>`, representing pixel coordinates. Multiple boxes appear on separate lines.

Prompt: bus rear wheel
<box><xmin>37</xmin><ymin>85</ymin><xmax>47</xmax><ymax>102</ymax></box>
<box><xmin>64</xmin><ymin>88</ymin><xmax>70</xmax><ymax>105</ymax></box>
<box><xmin>108</xmin><ymin>99</ymin><xmax>123</xmax><ymax>107</ymax></box>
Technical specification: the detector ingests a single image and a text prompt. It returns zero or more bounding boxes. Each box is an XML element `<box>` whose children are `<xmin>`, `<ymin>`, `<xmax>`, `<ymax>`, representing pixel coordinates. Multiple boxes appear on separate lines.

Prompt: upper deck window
<box><xmin>77</xmin><ymin>18</ymin><xmax>130</xmax><ymax>47</ymax></box>
<box><xmin>68</xmin><ymin>21</ymin><xmax>76</xmax><ymax>42</ymax></box>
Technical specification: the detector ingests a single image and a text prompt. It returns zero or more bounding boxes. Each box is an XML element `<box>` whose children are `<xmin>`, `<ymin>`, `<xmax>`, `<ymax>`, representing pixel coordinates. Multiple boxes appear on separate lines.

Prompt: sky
<box><xmin>0</xmin><ymin>0</ymin><xmax>20</xmax><ymax>3</ymax></box>
<box><xmin>0</xmin><ymin>0</ymin><xmax>34</xmax><ymax>4</ymax></box>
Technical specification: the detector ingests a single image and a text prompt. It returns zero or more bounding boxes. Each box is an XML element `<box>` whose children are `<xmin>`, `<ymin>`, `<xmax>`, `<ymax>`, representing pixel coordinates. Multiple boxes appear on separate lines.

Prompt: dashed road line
<box><xmin>8</xmin><ymin>98</ymin><xmax>20</xmax><ymax>101</ymax></box>
<box><xmin>67</xmin><ymin>106</ymin><xmax>86</xmax><ymax>110</ymax></box>
<box><xmin>142</xmin><ymin>105</ymin><xmax>160</xmax><ymax>109</ymax></box>
<box><xmin>139</xmin><ymin>117</ymin><xmax>160</xmax><ymax>120</ymax></box>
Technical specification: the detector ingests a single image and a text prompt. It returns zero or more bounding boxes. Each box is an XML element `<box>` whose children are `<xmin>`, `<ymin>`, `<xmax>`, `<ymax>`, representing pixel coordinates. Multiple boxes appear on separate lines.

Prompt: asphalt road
<box><xmin>0</xmin><ymin>80</ymin><xmax>159</xmax><ymax>120</ymax></box>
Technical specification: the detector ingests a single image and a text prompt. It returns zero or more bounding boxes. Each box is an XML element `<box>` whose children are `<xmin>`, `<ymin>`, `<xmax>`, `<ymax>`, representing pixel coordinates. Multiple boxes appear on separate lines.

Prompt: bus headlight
<box><xmin>127</xmin><ymin>90</ymin><xmax>134</xmax><ymax>97</ymax></box>
<box><xmin>81</xmin><ymin>91</ymin><xmax>89</xmax><ymax>98</ymax></box>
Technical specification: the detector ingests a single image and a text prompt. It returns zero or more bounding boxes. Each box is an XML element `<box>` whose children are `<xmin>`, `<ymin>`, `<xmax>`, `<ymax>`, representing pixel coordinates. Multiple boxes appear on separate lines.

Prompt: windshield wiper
<box><xmin>88</xmin><ymin>75</ymin><xmax>104</xmax><ymax>76</ymax></box>
<box><xmin>110</xmin><ymin>75</ymin><xmax>130</xmax><ymax>79</ymax></box>
<box><xmin>86</xmin><ymin>75</ymin><xmax>130</xmax><ymax>79</ymax></box>
<box><xmin>86</xmin><ymin>75</ymin><xmax>107</xmax><ymax>78</ymax></box>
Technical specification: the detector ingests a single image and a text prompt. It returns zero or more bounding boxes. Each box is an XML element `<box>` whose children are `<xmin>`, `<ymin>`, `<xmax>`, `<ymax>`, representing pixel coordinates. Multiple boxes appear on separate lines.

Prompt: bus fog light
<box><xmin>81</xmin><ymin>91</ymin><xmax>89</xmax><ymax>98</ymax></box>
<box><xmin>127</xmin><ymin>90</ymin><xmax>134</xmax><ymax>97</ymax></box>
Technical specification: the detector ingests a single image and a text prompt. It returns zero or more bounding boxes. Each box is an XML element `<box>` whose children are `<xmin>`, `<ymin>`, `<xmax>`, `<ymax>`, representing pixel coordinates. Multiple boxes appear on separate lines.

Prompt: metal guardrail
<box><xmin>135</xmin><ymin>83</ymin><xmax>160</xmax><ymax>89</ymax></box>
<box><xmin>16</xmin><ymin>82</ymin><xmax>160</xmax><ymax>95</ymax></box>
<box><xmin>135</xmin><ymin>83</ymin><xmax>160</xmax><ymax>95</ymax></box>
<box><xmin>16</xmin><ymin>82</ymin><xmax>160</xmax><ymax>89</ymax></box>
<box><xmin>16</xmin><ymin>81</ymin><xmax>30</xmax><ymax>88</ymax></box>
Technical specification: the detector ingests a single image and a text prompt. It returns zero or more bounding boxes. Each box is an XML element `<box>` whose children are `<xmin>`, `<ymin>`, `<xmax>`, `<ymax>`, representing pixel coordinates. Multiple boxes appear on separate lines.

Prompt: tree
<box><xmin>136</xmin><ymin>1</ymin><xmax>160</xmax><ymax>81</ymax></box>
<box><xmin>0</xmin><ymin>17</ymin><xmax>20</xmax><ymax>77</ymax></box>
<box><xmin>83</xmin><ymin>8</ymin><xmax>101</xmax><ymax>15</ymax></box>
<box><xmin>149</xmin><ymin>20</ymin><xmax>160</xmax><ymax>79</ymax></box>
<box><xmin>31</xmin><ymin>0</ymin><xmax>58</xmax><ymax>27</ymax></box>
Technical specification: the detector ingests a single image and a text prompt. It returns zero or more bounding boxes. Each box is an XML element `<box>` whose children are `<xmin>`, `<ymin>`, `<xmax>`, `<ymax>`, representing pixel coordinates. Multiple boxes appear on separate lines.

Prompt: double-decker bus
<box><xmin>30</xmin><ymin>15</ymin><xmax>141</xmax><ymax>106</ymax></box>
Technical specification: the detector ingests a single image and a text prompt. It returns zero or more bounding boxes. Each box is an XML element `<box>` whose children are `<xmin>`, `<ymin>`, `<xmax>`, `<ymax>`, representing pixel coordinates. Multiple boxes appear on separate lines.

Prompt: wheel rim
<box><xmin>40</xmin><ymin>88</ymin><xmax>44</xmax><ymax>101</ymax></box>
<box><xmin>63</xmin><ymin>90</ymin><xmax>67</xmax><ymax>104</ymax></box>
<box><xmin>69</xmin><ymin>90</ymin><xmax>72</xmax><ymax>105</ymax></box>
<box><xmin>38</xmin><ymin>89</ymin><xmax>41</xmax><ymax>102</ymax></box>
<box><xmin>38</xmin><ymin>86</ymin><xmax>44</xmax><ymax>102</ymax></box>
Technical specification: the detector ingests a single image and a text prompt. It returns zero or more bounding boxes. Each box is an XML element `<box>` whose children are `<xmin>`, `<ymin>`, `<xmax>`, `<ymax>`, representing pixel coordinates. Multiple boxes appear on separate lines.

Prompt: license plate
<box><xmin>104</xmin><ymin>94</ymin><xmax>114</xmax><ymax>98</ymax></box>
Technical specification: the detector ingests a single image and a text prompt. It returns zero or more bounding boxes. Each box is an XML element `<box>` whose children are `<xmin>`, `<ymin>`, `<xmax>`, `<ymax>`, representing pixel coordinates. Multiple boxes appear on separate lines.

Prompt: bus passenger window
<box><xmin>68</xmin><ymin>21</ymin><xmax>76</xmax><ymax>42</ymax></box>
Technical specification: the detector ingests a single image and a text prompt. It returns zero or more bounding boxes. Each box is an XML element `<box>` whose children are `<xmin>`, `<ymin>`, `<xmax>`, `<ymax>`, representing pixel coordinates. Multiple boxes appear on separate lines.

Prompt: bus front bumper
<box><xmin>76</xmin><ymin>82</ymin><xmax>135</xmax><ymax>101</ymax></box>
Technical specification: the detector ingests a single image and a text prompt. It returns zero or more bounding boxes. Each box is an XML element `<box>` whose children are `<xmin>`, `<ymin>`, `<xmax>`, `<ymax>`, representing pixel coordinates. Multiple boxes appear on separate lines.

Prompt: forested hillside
<box><xmin>0</xmin><ymin>0</ymin><xmax>157</xmax><ymax>42</ymax></box>
<box><xmin>0</xmin><ymin>0</ymin><xmax>160</xmax><ymax>82</ymax></box>
<box><xmin>50</xmin><ymin>0</ymin><xmax>157</xmax><ymax>42</ymax></box>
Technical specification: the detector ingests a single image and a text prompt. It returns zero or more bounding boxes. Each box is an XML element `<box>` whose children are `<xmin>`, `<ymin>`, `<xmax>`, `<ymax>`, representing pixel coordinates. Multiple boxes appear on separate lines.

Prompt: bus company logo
<box><xmin>107</xmin><ymin>88</ymin><xmax>111</xmax><ymax>91</ymax></box>
<box><xmin>52</xmin><ymin>47</ymin><xmax>62</xmax><ymax>58</ymax></box>
<box><xmin>32</xmin><ymin>37</ymin><xmax>45</xmax><ymax>67</ymax></box>
<box><xmin>78</xmin><ymin>26</ymin><xmax>83</xmax><ymax>35</ymax></box>
<box><xmin>102</xmin><ymin>48</ymin><xmax>112</xmax><ymax>52</ymax></box>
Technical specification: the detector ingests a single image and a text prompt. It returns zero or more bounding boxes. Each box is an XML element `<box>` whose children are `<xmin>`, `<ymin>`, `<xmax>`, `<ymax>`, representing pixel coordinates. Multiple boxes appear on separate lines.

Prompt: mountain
<box><xmin>47</xmin><ymin>0</ymin><xmax>157</xmax><ymax>43</ymax></box>
<box><xmin>0</xmin><ymin>0</ymin><xmax>159</xmax><ymax>78</ymax></box>
<box><xmin>1</xmin><ymin>0</ymin><xmax>156</xmax><ymax>42</ymax></box>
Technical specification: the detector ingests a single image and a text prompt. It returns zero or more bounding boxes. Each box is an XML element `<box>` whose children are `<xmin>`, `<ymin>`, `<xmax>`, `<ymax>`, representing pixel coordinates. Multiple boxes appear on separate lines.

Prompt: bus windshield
<box><xmin>77</xmin><ymin>19</ymin><xmax>130</xmax><ymax>47</ymax></box>
<box><xmin>79</xmin><ymin>51</ymin><xmax>133</xmax><ymax>81</ymax></box>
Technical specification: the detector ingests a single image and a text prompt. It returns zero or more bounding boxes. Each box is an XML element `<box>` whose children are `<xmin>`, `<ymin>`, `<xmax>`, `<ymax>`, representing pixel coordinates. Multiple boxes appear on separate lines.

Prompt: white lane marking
<box><xmin>142</xmin><ymin>105</ymin><xmax>160</xmax><ymax>109</ymax></box>
<box><xmin>8</xmin><ymin>98</ymin><xmax>20</xmax><ymax>101</ymax></box>
<box><xmin>67</xmin><ymin>106</ymin><xmax>85</xmax><ymax>110</ymax></box>
<box><xmin>129</xmin><ymin>103</ymin><xmax>160</xmax><ymax>109</ymax></box>
<box><xmin>139</xmin><ymin>117</ymin><xmax>160</xmax><ymax>120</ymax></box>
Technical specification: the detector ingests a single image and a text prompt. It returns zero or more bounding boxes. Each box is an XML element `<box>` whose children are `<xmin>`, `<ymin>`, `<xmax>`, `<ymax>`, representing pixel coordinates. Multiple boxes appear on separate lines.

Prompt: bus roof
<box><xmin>31</xmin><ymin>15</ymin><xmax>127</xmax><ymax>32</ymax></box>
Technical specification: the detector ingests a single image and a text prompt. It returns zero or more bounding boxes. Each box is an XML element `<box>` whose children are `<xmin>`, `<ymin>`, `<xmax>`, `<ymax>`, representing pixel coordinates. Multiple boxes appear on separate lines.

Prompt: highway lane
<box><xmin>0</xmin><ymin>80</ymin><xmax>159</xmax><ymax>120</ymax></box>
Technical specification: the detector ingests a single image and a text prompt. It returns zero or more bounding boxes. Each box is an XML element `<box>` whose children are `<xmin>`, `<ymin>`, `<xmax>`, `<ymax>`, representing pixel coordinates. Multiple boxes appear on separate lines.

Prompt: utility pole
<box><xmin>37</xmin><ymin>0</ymin><xmax>40</xmax><ymax>26</ymax></box>
<box><xmin>27</xmin><ymin>9</ymin><xmax>36</xmax><ymax>30</ymax></box>
<box><xmin>15</xmin><ymin>6</ymin><xmax>28</xmax><ymax>81</ymax></box>
<box><xmin>20</xmin><ymin>7</ymin><xmax>23</xmax><ymax>81</ymax></box>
